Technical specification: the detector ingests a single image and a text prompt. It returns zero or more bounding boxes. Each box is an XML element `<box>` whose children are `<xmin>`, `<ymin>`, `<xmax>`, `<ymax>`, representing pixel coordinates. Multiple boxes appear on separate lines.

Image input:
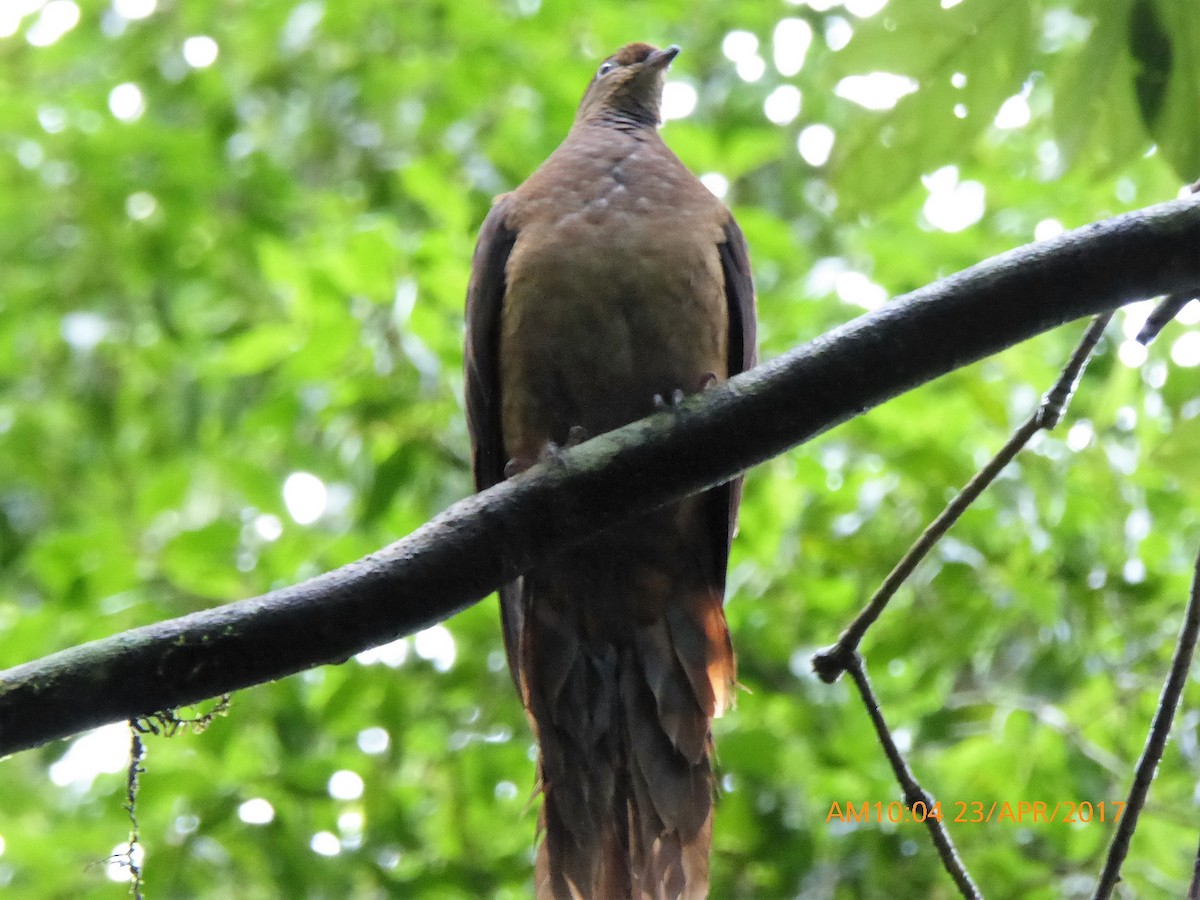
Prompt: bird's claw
<box><xmin>507</xmin><ymin>443</ymin><xmax>563</xmax><ymax>475</ymax></box>
<box><xmin>542</xmin><ymin>427</ymin><xmax>588</xmax><ymax>460</ymax></box>
<box><xmin>503</xmin><ymin>455</ymin><xmax>537</xmax><ymax>478</ymax></box>
<box><xmin>542</xmin><ymin>425</ymin><xmax>589</xmax><ymax>461</ymax></box>
<box><xmin>504</xmin><ymin>427</ymin><xmax>589</xmax><ymax>477</ymax></box>
<box><xmin>653</xmin><ymin>388</ymin><xmax>686</xmax><ymax>410</ymax></box>
<box><xmin>653</xmin><ymin>376</ymin><xmax>719</xmax><ymax>411</ymax></box>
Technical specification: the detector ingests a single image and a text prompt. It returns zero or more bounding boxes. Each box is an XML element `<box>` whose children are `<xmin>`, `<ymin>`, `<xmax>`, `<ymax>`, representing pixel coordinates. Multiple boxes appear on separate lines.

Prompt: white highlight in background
<box><xmin>721</xmin><ymin>30</ymin><xmax>758</xmax><ymax>62</ymax></box>
<box><xmin>1034</xmin><ymin>219</ymin><xmax>1063</xmax><ymax>241</ymax></box>
<box><xmin>50</xmin><ymin>723</ymin><xmax>130</xmax><ymax>790</ymax></box>
<box><xmin>355</xmin><ymin>636</ymin><xmax>410</xmax><ymax>668</ymax></box>
<box><xmin>357</xmin><ymin>727</ymin><xmax>390</xmax><ymax>755</ymax></box>
<box><xmin>105</xmin><ymin>842</ymin><xmax>143</xmax><ymax>882</ymax></box>
<box><xmin>108</xmin><ymin>83</ymin><xmax>145</xmax><ymax>121</ymax></box>
<box><xmin>773</xmin><ymin>18</ymin><xmax>812</xmax><ymax>76</ymax></box>
<box><xmin>764</xmin><ymin>85</ymin><xmax>802</xmax><ymax>124</ymax></box>
<box><xmin>114</xmin><ymin>0</ymin><xmax>156</xmax><ymax>20</ymax></box>
<box><xmin>700</xmin><ymin>173</ymin><xmax>729</xmax><ymax>200</ymax></box>
<box><xmin>254</xmin><ymin>513</ymin><xmax>283</xmax><ymax>541</ymax></box>
<box><xmin>182</xmin><ymin>35</ymin><xmax>218</xmax><ymax>68</ymax></box>
<box><xmin>661</xmin><ymin>81</ymin><xmax>696</xmax><ymax>121</ymax></box>
<box><xmin>836</xmin><ymin>272</ymin><xmax>888</xmax><ymax>311</ymax></box>
<box><xmin>311</xmin><ymin>832</ymin><xmax>340</xmax><ymax>856</ymax></box>
<box><xmin>414</xmin><ymin>625</ymin><xmax>457</xmax><ymax>672</ymax></box>
<box><xmin>238</xmin><ymin>798</ymin><xmax>275</xmax><ymax>825</ymax></box>
<box><xmin>1171</xmin><ymin>331</ymin><xmax>1200</xmax><ymax>367</ymax></box>
<box><xmin>283</xmin><ymin>471</ymin><xmax>327</xmax><ymax>524</ymax></box>
<box><xmin>994</xmin><ymin>93</ymin><xmax>1031</xmax><ymax>129</ymax></box>
<box><xmin>922</xmin><ymin>165</ymin><xmax>985</xmax><ymax>232</ymax></box>
<box><xmin>835</xmin><ymin>72</ymin><xmax>918</xmax><ymax>110</ymax></box>
<box><xmin>328</xmin><ymin>770</ymin><xmax>364</xmax><ymax>801</ymax></box>
<box><xmin>845</xmin><ymin>0</ymin><xmax>889</xmax><ymax>16</ymax></box>
<box><xmin>798</xmin><ymin>124</ymin><xmax>835</xmax><ymax>166</ymax></box>
<box><xmin>26</xmin><ymin>0</ymin><xmax>79</xmax><ymax>46</ymax></box>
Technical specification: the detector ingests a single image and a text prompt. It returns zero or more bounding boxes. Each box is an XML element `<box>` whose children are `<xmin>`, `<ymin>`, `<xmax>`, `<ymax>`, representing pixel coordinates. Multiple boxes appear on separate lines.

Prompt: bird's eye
<box><xmin>596</xmin><ymin>61</ymin><xmax>616</xmax><ymax>78</ymax></box>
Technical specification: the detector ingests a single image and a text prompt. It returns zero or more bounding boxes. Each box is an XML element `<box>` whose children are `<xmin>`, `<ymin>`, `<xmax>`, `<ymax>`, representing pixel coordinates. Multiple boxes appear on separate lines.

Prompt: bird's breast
<box><xmin>498</xmin><ymin>145</ymin><xmax>729</xmax><ymax>460</ymax></box>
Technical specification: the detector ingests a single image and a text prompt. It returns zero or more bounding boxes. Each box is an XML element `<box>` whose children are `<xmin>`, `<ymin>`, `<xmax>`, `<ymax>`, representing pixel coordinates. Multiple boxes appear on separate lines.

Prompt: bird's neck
<box><xmin>577</xmin><ymin>104</ymin><xmax>661</xmax><ymax>136</ymax></box>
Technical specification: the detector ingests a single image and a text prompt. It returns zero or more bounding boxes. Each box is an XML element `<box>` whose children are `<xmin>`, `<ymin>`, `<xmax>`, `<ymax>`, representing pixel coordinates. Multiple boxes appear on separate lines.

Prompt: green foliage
<box><xmin>1</xmin><ymin>0</ymin><xmax>1199</xmax><ymax>896</ymax></box>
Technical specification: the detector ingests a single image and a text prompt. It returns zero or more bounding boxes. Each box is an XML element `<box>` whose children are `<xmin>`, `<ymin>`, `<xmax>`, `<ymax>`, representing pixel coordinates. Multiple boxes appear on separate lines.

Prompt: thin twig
<box><xmin>814</xmin><ymin>313</ymin><xmax>1113</xmax><ymax>683</ymax></box>
<box><xmin>843</xmin><ymin>653</ymin><xmax>982</xmax><ymax>899</ymax></box>
<box><xmin>1137</xmin><ymin>291</ymin><xmax>1198</xmax><ymax>345</ymax></box>
<box><xmin>1093</xmin><ymin>546</ymin><xmax>1200</xmax><ymax>899</ymax></box>
<box><xmin>125</xmin><ymin>726</ymin><xmax>146</xmax><ymax>900</ymax></box>
<box><xmin>1140</xmin><ymin>182</ymin><xmax>1200</xmax><ymax>346</ymax></box>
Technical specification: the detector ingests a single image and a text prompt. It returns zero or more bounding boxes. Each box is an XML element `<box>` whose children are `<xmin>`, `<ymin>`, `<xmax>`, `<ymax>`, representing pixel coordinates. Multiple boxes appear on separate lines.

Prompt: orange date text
<box><xmin>825</xmin><ymin>800</ymin><xmax>1125</xmax><ymax>825</ymax></box>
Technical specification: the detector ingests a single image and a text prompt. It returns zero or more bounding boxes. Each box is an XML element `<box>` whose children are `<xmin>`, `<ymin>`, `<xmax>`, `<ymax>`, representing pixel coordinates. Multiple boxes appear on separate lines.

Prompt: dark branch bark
<box><xmin>1095</xmin><ymin>546</ymin><xmax>1200</xmax><ymax>899</ymax></box>
<box><xmin>1</xmin><ymin>197</ymin><xmax>1198</xmax><ymax>757</ymax></box>
<box><xmin>842</xmin><ymin>653</ymin><xmax>982</xmax><ymax>899</ymax></box>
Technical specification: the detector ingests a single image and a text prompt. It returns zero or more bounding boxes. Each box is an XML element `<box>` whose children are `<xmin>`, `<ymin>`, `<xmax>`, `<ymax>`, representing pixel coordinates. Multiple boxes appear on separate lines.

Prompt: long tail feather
<box><xmin>526</xmin><ymin>569</ymin><xmax>735</xmax><ymax>900</ymax></box>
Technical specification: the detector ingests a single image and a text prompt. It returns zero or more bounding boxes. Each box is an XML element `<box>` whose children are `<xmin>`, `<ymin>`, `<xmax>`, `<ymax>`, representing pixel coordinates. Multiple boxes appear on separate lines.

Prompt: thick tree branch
<box><xmin>1</xmin><ymin>198</ymin><xmax>1198</xmax><ymax>757</ymax></box>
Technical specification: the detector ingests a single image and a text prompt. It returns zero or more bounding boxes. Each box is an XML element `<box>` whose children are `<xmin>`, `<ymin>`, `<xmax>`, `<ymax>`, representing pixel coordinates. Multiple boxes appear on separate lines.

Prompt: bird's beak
<box><xmin>646</xmin><ymin>45</ymin><xmax>680</xmax><ymax>72</ymax></box>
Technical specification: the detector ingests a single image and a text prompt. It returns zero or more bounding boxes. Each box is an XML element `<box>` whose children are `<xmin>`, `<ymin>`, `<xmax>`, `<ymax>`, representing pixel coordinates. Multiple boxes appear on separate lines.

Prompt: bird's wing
<box><xmin>465</xmin><ymin>194</ymin><xmax>516</xmax><ymax>490</ymax></box>
<box><xmin>720</xmin><ymin>217</ymin><xmax>758</xmax><ymax>375</ymax></box>
<box><xmin>464</xmin><ymin>195</ymin><xmax>528</xmax><ymax>700</ymax></box>
<box><xmin>711</xmin><ymin>216</ymin><xmax>758</xmax><ymax>584</ymax></box>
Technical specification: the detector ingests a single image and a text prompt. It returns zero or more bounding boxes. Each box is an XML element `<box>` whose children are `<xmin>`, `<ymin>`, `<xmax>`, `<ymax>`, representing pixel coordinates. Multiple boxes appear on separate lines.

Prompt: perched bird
<box><xmin>464</xmin><ymin>42</ymin><xmax>756</xmax><ymax>899</ymax></box>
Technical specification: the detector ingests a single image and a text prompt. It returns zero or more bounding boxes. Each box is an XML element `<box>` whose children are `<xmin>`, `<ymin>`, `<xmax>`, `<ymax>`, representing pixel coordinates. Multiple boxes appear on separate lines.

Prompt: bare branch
<box><xmin>843</xmin><ymin>654</ymin><xmax>981</xmax><ymax>899</ymax></box>
<box><xmin>1</xmin><ymin>198</ymin><xmax>1199</xmax><ymax>757</ymax></box>
<box><xmin>1138</xmin><ymin>290</ymin><xmax>1198</xmax><ymax>345</ymax></box>
<box><xmin>1094</xmin><ymin>547</ymin><xmax>1200</xmax><ymax>899</ymax></box>
<box><xmin>814</xmin><ymin>312</ymin><xmax>1113</xmax><ymax>683</ymax></box>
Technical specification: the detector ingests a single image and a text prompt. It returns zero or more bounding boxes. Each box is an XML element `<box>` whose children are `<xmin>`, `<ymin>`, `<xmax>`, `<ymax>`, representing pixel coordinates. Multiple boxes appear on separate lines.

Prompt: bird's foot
<box><xmin>653</xmin><ymin>375</ymin><xmax>719</xmax><ymax>411</ymax></box>
<box><xmin>503</xmin><ymin>455</ymin><xmax>537</xmax><ymax>478</ymax></box>
<box><xmin>504</xmin><ymin>427</ymin><xmax>589</xmax><ymax>477</ymax></box>
<box><xmin>540</xmin><ymin>426</ymin><xmax>589</xmax><ymax>462</ymax></box>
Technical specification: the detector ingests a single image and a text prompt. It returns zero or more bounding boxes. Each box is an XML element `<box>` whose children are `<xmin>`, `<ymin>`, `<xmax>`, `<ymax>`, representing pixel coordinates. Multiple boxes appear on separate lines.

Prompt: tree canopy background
<box><xmin>2</xmin><ymin>0</ymin><xmax>1199</xmax><ymax>896</ymax></box>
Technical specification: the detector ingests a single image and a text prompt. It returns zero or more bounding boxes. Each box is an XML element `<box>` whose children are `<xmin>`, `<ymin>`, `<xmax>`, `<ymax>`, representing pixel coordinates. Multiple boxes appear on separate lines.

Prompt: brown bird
<box><xmin>464</xmin><ymin>42</ymin><xmax>756</xmax><ymax>899</ymax></box>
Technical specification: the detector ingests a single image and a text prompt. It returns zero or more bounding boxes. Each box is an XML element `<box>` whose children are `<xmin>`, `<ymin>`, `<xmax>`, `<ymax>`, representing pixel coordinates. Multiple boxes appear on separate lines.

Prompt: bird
<box><xmin>464</xmin><ymin>42</ymin><xmax>756</xmax><ymax>899</ymax></box>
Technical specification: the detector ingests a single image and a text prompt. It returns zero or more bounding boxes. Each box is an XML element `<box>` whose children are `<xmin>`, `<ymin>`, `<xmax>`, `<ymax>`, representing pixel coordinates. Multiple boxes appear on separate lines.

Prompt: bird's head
<box><xmin>575</xmin><ymin>43</ymin><xmax>679</xmax><ymax>130</ymax></box>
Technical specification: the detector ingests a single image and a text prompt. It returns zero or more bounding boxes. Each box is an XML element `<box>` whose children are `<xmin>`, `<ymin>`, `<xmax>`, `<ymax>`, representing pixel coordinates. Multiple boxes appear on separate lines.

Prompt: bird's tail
<box><xmin>525</xmin><ymin>577</ymin><xmax>735</xmax><ymax>900</ymax></box>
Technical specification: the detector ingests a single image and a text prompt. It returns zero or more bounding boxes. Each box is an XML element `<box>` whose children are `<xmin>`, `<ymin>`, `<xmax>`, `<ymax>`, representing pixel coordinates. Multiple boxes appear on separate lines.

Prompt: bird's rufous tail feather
<box><xmin>526</xmin><ymin>578</ymin><xmax>734</xmax><ymax>900</ymax></box>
